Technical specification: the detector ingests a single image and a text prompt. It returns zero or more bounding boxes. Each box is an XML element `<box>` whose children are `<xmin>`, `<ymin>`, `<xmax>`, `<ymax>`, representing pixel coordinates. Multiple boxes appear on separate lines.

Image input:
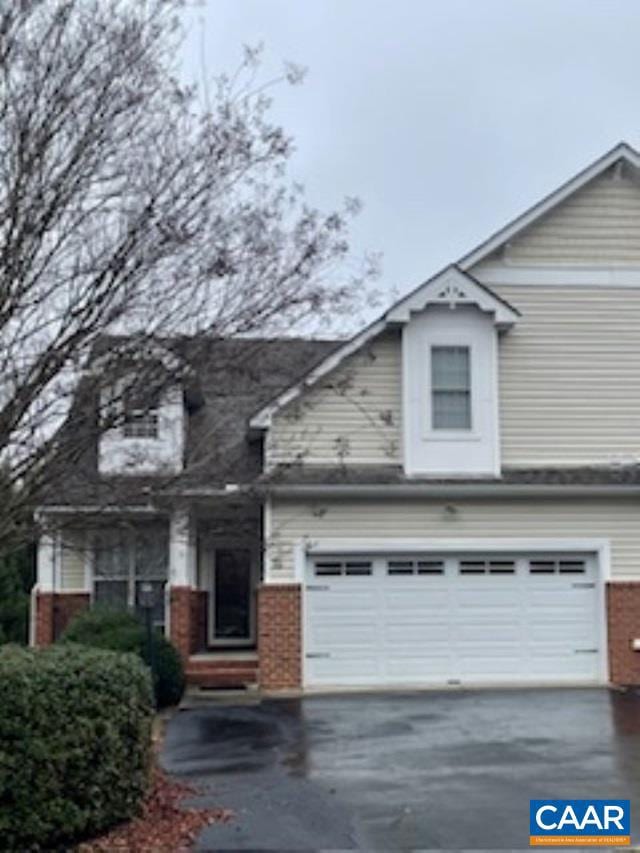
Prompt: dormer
<box><xmin>94</xmin><ymin>340</ymin><xmax>188</xmax><ymax>476</ymax></box>
<box><xmin>98</xmin><ymin>382</ymin><xmax>185</xmax><ymax>475</ymax></box>
<box><xmin>398</xmin><ymin>267</ymin><xmax>519</xmax><ymax>477</ymax></box>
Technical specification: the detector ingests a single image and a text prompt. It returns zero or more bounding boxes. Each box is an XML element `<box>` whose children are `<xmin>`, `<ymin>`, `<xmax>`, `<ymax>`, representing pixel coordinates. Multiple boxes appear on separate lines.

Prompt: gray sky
<box><xmin>183</xmin><ymin>0</ymin><xmax>640</xmax><ymax>300</ymax></box>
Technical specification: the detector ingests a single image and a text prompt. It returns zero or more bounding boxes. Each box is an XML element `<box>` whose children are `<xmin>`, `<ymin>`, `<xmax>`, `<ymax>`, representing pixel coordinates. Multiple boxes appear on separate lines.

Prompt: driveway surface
<box><xmin>161</xmin><ymin>688</ymin><xmax>640</xmax><ymax>850</ymax></box>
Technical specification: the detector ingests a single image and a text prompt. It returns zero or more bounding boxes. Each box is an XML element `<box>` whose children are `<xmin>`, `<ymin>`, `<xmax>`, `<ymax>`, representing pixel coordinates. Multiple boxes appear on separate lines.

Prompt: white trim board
<box><xmin>266</xmin><ymin>536</ymin><xmax>612</xmax><ymax>584</ymax></box>
<box><xmin>474</xmin><ymin>264</ymin><xmax>640</xmax><ymax>287</ymax></box>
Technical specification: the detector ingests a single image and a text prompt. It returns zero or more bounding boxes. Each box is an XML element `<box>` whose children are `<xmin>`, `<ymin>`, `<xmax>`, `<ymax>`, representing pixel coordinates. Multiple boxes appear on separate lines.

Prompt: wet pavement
<box><xmin>160</xmin><ymin>688</ymin><xmax>640</xmax><ymax>850</ymax></box>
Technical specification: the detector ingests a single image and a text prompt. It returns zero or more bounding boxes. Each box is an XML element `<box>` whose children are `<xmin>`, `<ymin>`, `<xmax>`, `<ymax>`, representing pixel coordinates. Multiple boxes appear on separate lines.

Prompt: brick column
<box><xmin>258</xmin><ymin>584</ymin><xmax>302</xmax><ymax>691</ymax></box>
<box><xmin>607</xmin><ymin>582</ymin><xmax>640</xmax><ymax>685</ymax></box>
<box><xmin>169</xmin><ymin>586</ymin><xmax>192</xmax><ymax>661</ymax></box>
<box><xmin>34</xmin><ymin>592</ymin><xmax>55</xmax><ymax>647</ymax></box>
<box><xmin>53</xmin><ymin>593</ymin><xmax>90</xmax><ymax>640</ymax></box>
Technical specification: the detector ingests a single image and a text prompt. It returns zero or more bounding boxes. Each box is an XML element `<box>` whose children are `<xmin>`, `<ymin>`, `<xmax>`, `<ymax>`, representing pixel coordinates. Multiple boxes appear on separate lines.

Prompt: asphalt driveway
<box><xmin>161</xmin><ymin>688</ymin><xmax>640</xmax><ymax>849</ymax></box>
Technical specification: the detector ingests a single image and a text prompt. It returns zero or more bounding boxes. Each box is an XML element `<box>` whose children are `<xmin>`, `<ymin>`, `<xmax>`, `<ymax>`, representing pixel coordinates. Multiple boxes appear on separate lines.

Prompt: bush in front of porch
<box><xmin>62</xmin><ymin>608</ymin><xmax>185</xmax><ymax>708</ymax></box>
<box><xmin>0</xmin><ymin>643</ymin><xmax>153</xmax><ymax>850</ymax></box>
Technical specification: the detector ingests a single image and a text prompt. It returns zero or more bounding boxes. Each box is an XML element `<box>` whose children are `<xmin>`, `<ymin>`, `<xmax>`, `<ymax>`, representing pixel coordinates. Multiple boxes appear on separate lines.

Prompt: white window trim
<box><xmin>89</xmin><ymin>530</ymin><xmax>168</xmax><ymax>626</ymax></box>
<box><xmin>423</xmin><ymin>337</ymin><xmax>481</xmax><ymax>442</ymax></box>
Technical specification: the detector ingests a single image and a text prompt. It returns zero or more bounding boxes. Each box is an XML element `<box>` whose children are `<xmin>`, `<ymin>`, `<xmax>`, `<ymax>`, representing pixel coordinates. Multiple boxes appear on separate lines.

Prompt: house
<box><xmin>32</xmin><ymin>141</ymin><xmax>640</xmax><ymax>691</ymax></box>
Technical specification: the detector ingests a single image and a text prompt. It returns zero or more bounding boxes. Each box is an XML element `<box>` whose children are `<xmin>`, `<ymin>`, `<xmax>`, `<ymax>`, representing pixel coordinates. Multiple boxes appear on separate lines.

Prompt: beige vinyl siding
<box><xmin>59</xmin><ymin>530</ymin><xmax>87</xmax><ymax>590</ymax></box>
<box><xmin>501</xmin><ymin>168</ymin><xmax>640</xmax><ymax>265</ymax></box>
<box><xmin>267</xmin><ymin>331</ymin><xmax>402</xmax><ymax>467</ymax></box>
<box><xmin>492</xmin><ymin>285</ymin><xmax>640</xmax><ymax>465</ymax></box>
<box><xmin>269</xmin><ymin>497</ymin><xmax>640</xmax><ymax>582</ymax></box>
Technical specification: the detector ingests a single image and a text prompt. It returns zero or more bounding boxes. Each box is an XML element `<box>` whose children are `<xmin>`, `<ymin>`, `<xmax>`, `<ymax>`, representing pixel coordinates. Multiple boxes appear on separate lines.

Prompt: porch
<box><xmin>34</xmin><ymin>501</ymin><xmax>263</xmax><ymax>689</ymax></box>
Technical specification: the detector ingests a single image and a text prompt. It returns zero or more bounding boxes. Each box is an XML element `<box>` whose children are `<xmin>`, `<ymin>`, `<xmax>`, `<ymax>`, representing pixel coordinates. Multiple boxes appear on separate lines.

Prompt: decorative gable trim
<box><xmin>386</xmin><ymin>266</ymin><xmax>520</xmax><ymax>329</ymax></box>
<box><xmin>459</xmin><ymin>141</ymin><xmax>640</xmax><ymax>272</ymax></box>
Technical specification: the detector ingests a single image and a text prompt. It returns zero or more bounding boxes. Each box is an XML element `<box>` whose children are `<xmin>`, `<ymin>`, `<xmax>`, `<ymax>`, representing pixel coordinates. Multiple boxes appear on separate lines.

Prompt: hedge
<box><xmin>0</xmin><ymin>643</ymin><xmax>153</xmax><ymax>850</ymax></box>
<box><xmin>62</xmin><ymin>608</ymin><xmax>185</xmax><ymax>708</ymax></box>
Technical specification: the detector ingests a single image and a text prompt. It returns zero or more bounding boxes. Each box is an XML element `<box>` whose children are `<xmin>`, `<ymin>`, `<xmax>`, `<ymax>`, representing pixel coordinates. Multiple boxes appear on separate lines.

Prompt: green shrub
<box><xmin>0</xmin><ymin>643</ymin><xmax>153</xmax><ymax>850</ymax></box>
<box><xmin>62</xmin><ymin>608</ymin><xmax>185</xmax><ymax>708</ymax></box>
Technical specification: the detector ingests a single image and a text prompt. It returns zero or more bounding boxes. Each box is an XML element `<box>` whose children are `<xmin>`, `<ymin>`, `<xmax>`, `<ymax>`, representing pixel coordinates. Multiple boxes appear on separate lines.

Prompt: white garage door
<box><xmin>304</xmin><ymin>553</ymin><xmax>602</xmax><ymax>688</ymax></box>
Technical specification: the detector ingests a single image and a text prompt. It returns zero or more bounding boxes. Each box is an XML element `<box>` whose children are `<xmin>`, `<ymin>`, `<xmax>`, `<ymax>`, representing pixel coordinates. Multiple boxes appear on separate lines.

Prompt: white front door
<box><xmin>304</xmin><ymin>552</ymin><xmax>602</xmax><ymax>688</ymax></box>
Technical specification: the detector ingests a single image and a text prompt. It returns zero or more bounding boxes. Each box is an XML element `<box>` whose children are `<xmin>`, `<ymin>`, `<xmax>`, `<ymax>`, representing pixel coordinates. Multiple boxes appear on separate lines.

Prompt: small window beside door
<box><xmin>431</xmin><ymin>345</ymin><xmax>472</xmax><ymax>430</ymax></box>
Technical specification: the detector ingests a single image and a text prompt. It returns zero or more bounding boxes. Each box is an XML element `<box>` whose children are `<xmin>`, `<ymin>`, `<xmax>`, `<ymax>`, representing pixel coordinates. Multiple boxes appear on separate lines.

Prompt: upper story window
<box><xmin>122</xmin><ymin>387</ymin><xmax>160</xmax><ymax>439</ymax></box>
<box><xmin>430</xmin><ymin>345</ymin><xmax>471</xmax><ymax>430</ymax></box>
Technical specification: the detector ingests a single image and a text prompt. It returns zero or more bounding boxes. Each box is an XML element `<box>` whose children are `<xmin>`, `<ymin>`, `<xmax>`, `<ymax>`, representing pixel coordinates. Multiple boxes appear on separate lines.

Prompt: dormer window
<box><xmin>431</xmin><ymin>345</ymin><xmax>471</xmax><ymax>430</ymax></box>
<box><xmin>123</xmin><ymin>388</ymin><xmax>160</xmax><ymax>439</ymax></box>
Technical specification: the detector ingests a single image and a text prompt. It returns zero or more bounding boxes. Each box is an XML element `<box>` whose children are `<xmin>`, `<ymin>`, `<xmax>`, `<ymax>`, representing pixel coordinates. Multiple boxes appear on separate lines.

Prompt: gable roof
<box><xmin>250</xmin><ymin>141</ymin><xmax>640</xmax><ymax>429</ymax></box>
<box><xmin>250</xmin><ymin>265</ymin><xmax>519</xmax><ymax>428</ymax></box>
<box><xmin>458</xmin><ymin>141</ymin><xmax>640</xmax><ymax>270</ymax></box>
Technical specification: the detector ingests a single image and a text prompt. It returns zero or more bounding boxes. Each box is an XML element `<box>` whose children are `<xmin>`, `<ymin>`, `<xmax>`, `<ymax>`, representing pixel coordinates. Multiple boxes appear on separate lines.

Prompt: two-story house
<box><xmin>32</xmin><ymin>142</ymin><xmax>640</xmax><ymax>691</ymax></box>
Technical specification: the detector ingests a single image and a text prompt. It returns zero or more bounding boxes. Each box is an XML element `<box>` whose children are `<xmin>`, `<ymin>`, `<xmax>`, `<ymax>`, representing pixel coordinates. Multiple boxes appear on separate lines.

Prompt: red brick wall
<box><xmin>34</xmin><ymin>592</ymin><xmax>55</xmax><ymax>646</ymax></box>
<box><xmin>169</xmin><ymin>586</ymin><xmax>194</xmax><ymax>660</ymax></box>
<box><xmin>607</xmin><ymin>582</ymin><xmax>640</xmax><ymax>685</ymax></box>
<box><xmin>190</xmin><ymin>590</ymin><xmax>208</xmax><ymax>653</ymax></box>
<box><xmin>34</xmin><ymin>592</ymin><xmax>90</xmax><ymax>645</ymax></box>
<box><xmin>258</xmin><ymin>584</ymin><xmax>301</xmax><ymax>690</ymax></box>
<box><xmin>53</xmin><ymin>593</ymin><xmax>90</xmax><ymax>639</ymax></box>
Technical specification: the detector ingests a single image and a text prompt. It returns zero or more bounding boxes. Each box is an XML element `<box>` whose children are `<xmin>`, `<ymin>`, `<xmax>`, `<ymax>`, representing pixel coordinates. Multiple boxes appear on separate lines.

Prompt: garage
<box><xmin>303</xmin><ymin>552</ymin><xmax>603</xmax><ymax>688</ymax></box>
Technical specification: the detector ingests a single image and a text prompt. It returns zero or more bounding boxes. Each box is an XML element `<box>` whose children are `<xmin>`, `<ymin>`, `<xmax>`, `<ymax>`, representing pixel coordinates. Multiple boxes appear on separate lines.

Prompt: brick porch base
<box><xmin>34</xmin><ymin>592</ymin><xmax>90</xmax><ymax>645</ymax></box>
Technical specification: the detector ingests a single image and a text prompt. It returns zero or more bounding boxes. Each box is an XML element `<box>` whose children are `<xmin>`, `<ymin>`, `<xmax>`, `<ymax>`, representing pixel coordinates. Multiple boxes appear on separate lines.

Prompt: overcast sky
<box><xmin>183</xmin><ymin>0</ymin><xmax>640</xmax><ymax>301</ymax></box>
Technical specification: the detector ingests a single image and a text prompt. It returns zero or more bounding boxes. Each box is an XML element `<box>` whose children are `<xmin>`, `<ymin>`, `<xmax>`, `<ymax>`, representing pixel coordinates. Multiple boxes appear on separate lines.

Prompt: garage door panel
<box><xmin>383</xmin><ymin>589</ymin><xmax>451</xmax><ymax>610</ymax></box>
<box><xmin>310</xmin><ymin>624</ymin><xmax>379</xmax><ymax>648</ymax></box>
<box><xmin>304</xmin><ymin>552</ymin><xmax>602</xmax><ymax>687</ymax></box>
<box><xmin>385</xmin><ymin>622</ymin><xmax>452</xmax><ymax>644</ymax></box>
<box><xmin>457</xmin><ymin>620</ymin><xmax>522</xmax><ymax>642</ymax></box>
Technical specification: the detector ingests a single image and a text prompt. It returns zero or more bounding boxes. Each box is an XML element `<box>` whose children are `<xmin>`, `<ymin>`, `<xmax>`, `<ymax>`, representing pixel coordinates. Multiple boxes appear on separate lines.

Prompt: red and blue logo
<box><xmin>530</xmin><ymin>799</ymin><xmax>630</xmax><ymax>846</ymax></box>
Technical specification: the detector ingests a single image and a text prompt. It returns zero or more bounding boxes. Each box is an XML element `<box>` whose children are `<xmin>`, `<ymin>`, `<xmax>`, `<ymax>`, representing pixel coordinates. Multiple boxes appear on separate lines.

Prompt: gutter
<box><xmin>263</xmin><ymin>483</ymin><xmax>640</xmax><ymax>498</ymax></box>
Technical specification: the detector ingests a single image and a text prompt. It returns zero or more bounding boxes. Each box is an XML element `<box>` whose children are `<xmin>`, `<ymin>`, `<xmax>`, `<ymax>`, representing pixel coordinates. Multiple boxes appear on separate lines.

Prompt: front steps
<box><xmin>185</xmin><ymin>652</ymin><xmax>259</xmax><ymax>690</ymax></box>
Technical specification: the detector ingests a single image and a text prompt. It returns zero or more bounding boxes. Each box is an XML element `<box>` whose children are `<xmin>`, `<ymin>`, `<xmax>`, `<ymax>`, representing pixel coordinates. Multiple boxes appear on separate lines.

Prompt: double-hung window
<box><xmin>430</xmin><ymin>345</ymin><xmax>472</xmax><ymax>430</ymax></box>
<box><xmin>122</xmin><ymin>387</ymin><xmax>160</xmax><ymax>438</ymax></box>
<box><xmin>93</xmin><ymin>526</ymin><xmax>168</xmax><ymax>628</ymax></box>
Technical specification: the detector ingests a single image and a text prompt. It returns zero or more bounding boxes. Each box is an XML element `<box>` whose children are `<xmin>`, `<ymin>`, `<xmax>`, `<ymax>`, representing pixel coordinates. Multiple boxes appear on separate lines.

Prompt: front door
<box><xmin>209</xmin><ymin>548</ymin><xmax>255</xmax><ymax>646</ymax></box>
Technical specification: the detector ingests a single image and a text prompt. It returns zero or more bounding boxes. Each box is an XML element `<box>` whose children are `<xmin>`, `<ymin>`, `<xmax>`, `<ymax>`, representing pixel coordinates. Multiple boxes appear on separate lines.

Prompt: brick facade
<box><xmin>607</xmin><ymin>582</ymin><xmax>640</xmax><ymax>685</ymax></box>
<box><xmin>53</xmin><ymin>593</ymin><xmax>90</xmax><ymax>639</ymax></box>
<box><xmin>190</xmin><ymin>590</ymin><xmax>208</xmax><ymax>653</ymax></box>
<box><xmin>169</xmin><ymin>586</ymin><xmax>194</xmax><ymax>660</ymax></box>
<box><xmin>257</xmin><ymin>584</ymin><xmax>302</xmax><ymax>690</ymax></box>
<box><xmin>34</xmin><ymin>592</ymin><xmax>90</xmax><ymax>645</ymax></box>
<box><xmin>34</xmin><ymin>592</ymin><xmax>55</xmax><ymax>646</ymax></box>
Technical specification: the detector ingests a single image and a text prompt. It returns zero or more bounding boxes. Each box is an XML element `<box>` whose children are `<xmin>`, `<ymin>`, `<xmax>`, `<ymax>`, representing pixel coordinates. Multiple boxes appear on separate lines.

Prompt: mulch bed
<box><xmin>78</xmin><ymin>750</ymin><xmax>233</xmax><ymax>852</ymax></box>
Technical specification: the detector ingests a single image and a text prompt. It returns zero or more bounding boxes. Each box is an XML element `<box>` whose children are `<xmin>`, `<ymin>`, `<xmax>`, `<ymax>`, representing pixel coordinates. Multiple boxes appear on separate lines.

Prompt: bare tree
<box><xmin>0</xmin><ymin>0</ymin><xmax>375</xmax><ymax>553</ymax></box>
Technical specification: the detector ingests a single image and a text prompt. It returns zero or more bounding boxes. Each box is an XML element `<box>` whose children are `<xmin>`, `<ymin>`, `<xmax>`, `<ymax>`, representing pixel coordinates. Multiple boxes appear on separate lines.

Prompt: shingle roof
<box><xmin>260</xmin><ymin>463</ymin><xmax>640</xmax><ymax>487</ymax></box>
<box><xmin>40</xmin><ymin>336</ymin><xmax>341</xmax><ymax>506</ymax></box>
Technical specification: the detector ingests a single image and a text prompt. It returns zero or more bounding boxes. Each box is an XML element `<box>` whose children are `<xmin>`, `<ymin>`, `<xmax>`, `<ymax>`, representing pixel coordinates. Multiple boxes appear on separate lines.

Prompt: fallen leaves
<box><xmin>78</xmin><ymin>764</ymin><xmax>233</xmax><ymax>853</ymax></box>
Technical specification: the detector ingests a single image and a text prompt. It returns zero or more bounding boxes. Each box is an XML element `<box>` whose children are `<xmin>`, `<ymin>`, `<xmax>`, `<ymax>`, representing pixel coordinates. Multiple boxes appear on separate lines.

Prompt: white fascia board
<box><xmin>250</xmin><ymin>319</ymin><xmax>387</xmax><ymax>428</ymax></box>
<box><xmin>35</xmin><ymin>504</ymin><xmax>162</xmax><ymax>517</ymax></box>
<box><xmin>266</xmin><ymin>483</ymin><xmax>640</xmax><ymax>498</ymax></box>
<box><xmin>458</xmin><ymin>142</ymin><xmax>640</xmax><ymax>271</ymax></box>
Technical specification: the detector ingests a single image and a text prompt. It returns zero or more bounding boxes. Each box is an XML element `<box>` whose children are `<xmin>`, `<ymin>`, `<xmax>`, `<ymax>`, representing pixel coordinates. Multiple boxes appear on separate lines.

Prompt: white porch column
<box><xmin>36</xmin><ymin>532</ymin><xmax>56</xmax><ymax>592</ymax></box>
<box><xmin>169</xmin><ymin>509</ymin><xmax>196</xmax><ymax>587</ymax></box>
